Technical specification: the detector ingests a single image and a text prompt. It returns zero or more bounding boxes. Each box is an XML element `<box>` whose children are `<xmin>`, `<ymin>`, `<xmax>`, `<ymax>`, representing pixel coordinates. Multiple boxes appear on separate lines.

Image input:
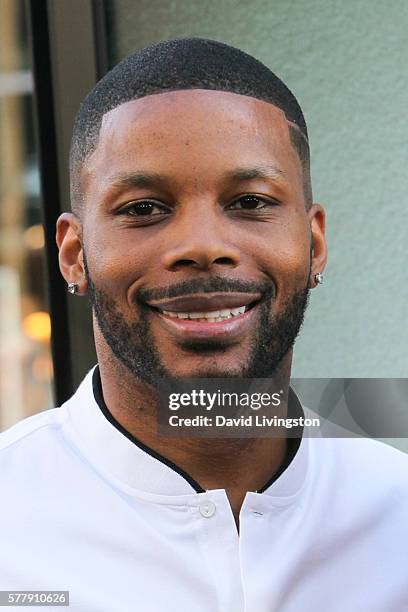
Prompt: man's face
<box><xmin>74</xmin><ymin>90</ymin><xmax>325</xmax><ymax>383</ymax></box>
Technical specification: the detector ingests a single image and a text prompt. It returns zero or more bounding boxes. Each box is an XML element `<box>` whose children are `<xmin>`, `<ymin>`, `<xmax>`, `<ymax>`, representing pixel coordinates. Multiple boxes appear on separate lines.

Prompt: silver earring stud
<box><xmin>314</xmin><ymin>273</ymin><xmax>323</xmax><ymax>285</ymax></box>
<box><xmin>67</xmin><ymin>283</ymin><xmax>79</xmax><ymax>294</ymax></box>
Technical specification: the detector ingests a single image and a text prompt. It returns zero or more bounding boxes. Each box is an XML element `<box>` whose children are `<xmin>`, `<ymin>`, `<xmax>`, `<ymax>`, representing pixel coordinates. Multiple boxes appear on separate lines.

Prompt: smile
<box><xmin>158</xmin><ymin>304</ymin><xmax>249</xmax><ymax>322</ymax></box>
<box><xmin>148</xmin><ymin>298</ymin><xmax>261</xmax><ymax>344</ymax></box>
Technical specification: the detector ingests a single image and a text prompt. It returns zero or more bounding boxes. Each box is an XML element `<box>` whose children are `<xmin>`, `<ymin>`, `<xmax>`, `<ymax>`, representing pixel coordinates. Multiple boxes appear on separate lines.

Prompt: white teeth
<box><xmin>160</xmin><ymin>304</ymin><xmax>249</xmax><ymax>320</ymax></box>
<box><xmin>231</xmin><ymin>306</ymin><xmax>245</xmax><ymax>316</ymax></box>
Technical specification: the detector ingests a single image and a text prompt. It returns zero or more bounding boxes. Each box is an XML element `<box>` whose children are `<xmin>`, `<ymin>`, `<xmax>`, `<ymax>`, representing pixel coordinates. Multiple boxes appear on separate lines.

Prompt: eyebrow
<box><xmin>223</xmin><ymin>165</ymin><xmax>286</xmax><ymax>182</ymax></box>
<box><xmin>106</xmin><ymin>164</ymin><xmax>286</xmax><ymax>193</ymax></box>
<box><xmin>107</xmin><ymin>172</ymin><xmax>169</xmax><ymax>192</ymax></box>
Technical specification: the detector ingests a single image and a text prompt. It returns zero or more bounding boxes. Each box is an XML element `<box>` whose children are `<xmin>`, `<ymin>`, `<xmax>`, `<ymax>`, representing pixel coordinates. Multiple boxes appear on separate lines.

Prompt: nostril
<box><xmin>172</xmin><ymin>257</ymin><xmax>235</xmax><ymax>269</ymax></box>
<box><xmin>175</xmin><ymin>259</ymin><xmax>196</xmax><ymax>267</ymax></box>
<box><xmin>214</xmin><ymin>257</ymin><xmax>236</xmax><ymax>265</ymax></box>
<box><xmin>166</xmin><ymin>252</ymin><xmax>240</xmax><ymax>271</ymax></box>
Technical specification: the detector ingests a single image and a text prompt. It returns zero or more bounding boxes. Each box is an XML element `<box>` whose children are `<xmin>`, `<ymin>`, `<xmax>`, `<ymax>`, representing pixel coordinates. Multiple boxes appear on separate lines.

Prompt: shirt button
<box><xmin>199</xmin><ymin>500</ymin><xmax>216</xmax><ymax>518</ymax></box>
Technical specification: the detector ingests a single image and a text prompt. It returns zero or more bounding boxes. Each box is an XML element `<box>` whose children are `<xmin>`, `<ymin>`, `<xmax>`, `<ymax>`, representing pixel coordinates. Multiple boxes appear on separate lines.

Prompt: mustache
<box><xmin>135</xmin><ymin>276</ymin><xmax>276</xmax><ymax>304</ymax></box>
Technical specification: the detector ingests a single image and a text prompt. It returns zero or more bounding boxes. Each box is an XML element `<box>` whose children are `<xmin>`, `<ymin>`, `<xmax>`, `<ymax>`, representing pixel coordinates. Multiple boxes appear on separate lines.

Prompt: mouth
<box><xmin>146</xmin><ymin>293</ymin><xmax>263</xmax><ymax>343</ymax></box>
<box><xmin>153</xmin><ymin>301</ymin><xmax>256</xmax><ymax>322</ymax></box>
<box><xmin>147</xmin><ymin>291</ymin><xmax>261</xmax><ymax>314</ymax></box>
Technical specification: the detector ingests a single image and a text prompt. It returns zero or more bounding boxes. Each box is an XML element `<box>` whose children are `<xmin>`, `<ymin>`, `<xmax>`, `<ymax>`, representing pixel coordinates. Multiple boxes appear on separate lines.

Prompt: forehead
<box><xmin>83</xmin><ymin>89</ymin><xmax>301</xmax><ymax>190</ymax></box>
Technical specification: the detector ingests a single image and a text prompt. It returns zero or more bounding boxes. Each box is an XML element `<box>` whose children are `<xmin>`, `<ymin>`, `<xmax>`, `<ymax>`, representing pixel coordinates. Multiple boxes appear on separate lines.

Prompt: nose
<box><xmin>161</xmin><ymin>204</ymin><xmax>241</xmax><ymax>272</ymax></box>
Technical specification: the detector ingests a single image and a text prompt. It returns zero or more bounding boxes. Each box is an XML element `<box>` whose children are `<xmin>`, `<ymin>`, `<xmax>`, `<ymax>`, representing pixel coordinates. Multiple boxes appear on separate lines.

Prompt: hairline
<box><xmin>70</xmin><ymin>98</ymin><xmax>312</xmax><ymax>216</ymax></box>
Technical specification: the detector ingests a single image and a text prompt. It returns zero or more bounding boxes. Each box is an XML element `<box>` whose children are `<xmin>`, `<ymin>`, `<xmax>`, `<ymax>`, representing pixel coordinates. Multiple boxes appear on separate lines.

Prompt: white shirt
<box><xmin>1</xmin><ymin>366</ymin><xmax>407</xmax><ymax>611</ymax></box>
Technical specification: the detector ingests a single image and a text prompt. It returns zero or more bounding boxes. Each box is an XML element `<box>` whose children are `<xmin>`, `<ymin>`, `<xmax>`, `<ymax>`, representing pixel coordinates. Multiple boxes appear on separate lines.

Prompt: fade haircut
<box><xmin>70</xmin><ymin>37</ymin><xmax>312</xmax><ymax>214</ymax></box>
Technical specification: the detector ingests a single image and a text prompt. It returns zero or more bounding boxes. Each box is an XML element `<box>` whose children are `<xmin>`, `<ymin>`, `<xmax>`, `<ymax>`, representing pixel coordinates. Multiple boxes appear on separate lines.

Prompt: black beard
<box><xmin>84</xmin><ymin>256</ymin><xmax>310</xmax><ymax>387</ymax></box>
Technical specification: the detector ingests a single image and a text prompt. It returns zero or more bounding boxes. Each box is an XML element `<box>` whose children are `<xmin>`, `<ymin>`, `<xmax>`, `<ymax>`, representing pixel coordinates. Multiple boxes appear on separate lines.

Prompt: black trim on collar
<box><xmin>92</xmin><ymin>366</ymin><xmax>303</xmax><ymax>495</ymax></box>
<box><xmin>257</xmin><ymin>387</ymin><xmax>303</xmax><ymax>493</ymax></box>
<box><xmin>92</xmin><ymin>366</ymin><xmax>205</xmax><ymax>493</ymax></box>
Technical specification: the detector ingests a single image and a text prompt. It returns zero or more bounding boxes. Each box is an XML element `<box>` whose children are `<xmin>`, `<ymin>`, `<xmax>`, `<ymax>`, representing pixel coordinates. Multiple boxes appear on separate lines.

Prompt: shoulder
<box><xmin>0</xmin><ymin>366</ymin><xmax>96</xmax><ymax>464</ymax></box>
<box><xmin>0</xmin><ymin>405</ymin><xmax>65</xmax><ymax>447</ymax></box>
<box><xmin>0</xmin><ymin>401</ymin><xmax>86</xmax><ymax>526</ymax></box>
<box><xmin>310</xmin><ymin>435</ymin><xmax>408</xmax><ymax>502</ymax></box>
<box><xmin>0</xmin><ymin>406</ymin><xmax>68</xmax><ymax>472</ymax></box>
<box><xmin>315</xmin><ymin>435</ymin><xmax>408</xmax><ymax>470</ymax></box>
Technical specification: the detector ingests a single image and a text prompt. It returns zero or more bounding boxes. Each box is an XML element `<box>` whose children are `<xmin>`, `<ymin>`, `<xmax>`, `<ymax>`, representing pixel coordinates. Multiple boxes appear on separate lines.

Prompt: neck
<box><xmin>96</xmin><ymin>345</ymin><xmax>293</xmax><ymax>526</ymax></box>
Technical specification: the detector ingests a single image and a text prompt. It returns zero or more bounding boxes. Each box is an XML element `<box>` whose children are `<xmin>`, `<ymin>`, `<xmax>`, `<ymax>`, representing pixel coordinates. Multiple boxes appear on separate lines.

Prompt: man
<box><xmin>1</xmin><ymin>38</ymin><xmax>407</xmax><ymax>611</ymax></box>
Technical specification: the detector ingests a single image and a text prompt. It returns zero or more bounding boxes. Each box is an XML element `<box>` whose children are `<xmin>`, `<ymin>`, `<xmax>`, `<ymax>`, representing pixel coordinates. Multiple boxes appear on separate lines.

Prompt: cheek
<box><xmin>85</xmin><ymin>227</ymin><xmax>149</xmax><ymax>298</ymax></box>
<box><xmin>254</xmin><ymin>219</ymin><xmax>311</xmax><ymax>291</ymax></box>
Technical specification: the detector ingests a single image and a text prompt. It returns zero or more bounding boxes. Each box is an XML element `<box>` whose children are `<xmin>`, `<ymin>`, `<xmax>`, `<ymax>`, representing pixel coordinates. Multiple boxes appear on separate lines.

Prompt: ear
<box><xmin>307</xmin><ymin>204</ymin><xmax>328</xmax><ymax>288</ymax></box>
<box><xmin>56</xmin><ymin>212</ymin><xmax>87</xmax><ymax>295</ymax></box>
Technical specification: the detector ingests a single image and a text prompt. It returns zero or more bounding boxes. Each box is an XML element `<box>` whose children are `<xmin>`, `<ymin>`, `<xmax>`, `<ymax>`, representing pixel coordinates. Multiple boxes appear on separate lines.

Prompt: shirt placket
<box><xmin>189</xmin><ymin>490</ymin><xmax>245</xmax><ymax>612</ymax></box>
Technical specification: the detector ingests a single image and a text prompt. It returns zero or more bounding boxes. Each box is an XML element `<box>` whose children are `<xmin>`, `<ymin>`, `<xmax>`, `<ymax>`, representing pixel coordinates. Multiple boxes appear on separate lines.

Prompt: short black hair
<box><xmin>70</xmin><ymin>37</ymin><xmax>312</xmax><ymax>213</ymax></box>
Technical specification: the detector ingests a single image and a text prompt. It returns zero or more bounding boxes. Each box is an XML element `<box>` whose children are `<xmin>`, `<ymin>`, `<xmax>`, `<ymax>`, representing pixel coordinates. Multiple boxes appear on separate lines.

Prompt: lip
<box><xmin>151</xmin><ymin>301</ymin><xmax>261</xmax><ymax>344</ymax></box>
<box><xmin>147</xmin><ymin>292</ymin><xmax>261</xmax><ymax>313</ymax></box>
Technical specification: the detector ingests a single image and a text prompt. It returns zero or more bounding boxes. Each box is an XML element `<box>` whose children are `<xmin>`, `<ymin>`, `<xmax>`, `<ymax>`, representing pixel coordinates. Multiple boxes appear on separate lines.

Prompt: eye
<box><xmin>228</xmin><ymin>195</ymin><xmax>278</xmax><ymax>211</ymax></box>
<box><xmin>120</xmin><ymin>200</ymin><xmax>169</xmax><ymax>217</ymax></box>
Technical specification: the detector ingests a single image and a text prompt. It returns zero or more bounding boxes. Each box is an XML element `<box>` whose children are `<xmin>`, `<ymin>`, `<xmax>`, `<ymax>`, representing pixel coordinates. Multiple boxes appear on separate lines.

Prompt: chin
<box><xmin>161</xmin><ymin>343</ymin><xmax>249</xmax><ymax>378</ymax></box>
<box><xmin>164</xmin><ymin>360</ymin><xmax>244</xmax><ymax>379</ymax></box>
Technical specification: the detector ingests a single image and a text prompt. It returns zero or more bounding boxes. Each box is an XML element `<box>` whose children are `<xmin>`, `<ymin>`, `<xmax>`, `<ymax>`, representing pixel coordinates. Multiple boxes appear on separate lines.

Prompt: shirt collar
<box><xmin>64</xmin><ymin>365</ymin><xmax>310</xmax><ymax>499</ymax></box>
